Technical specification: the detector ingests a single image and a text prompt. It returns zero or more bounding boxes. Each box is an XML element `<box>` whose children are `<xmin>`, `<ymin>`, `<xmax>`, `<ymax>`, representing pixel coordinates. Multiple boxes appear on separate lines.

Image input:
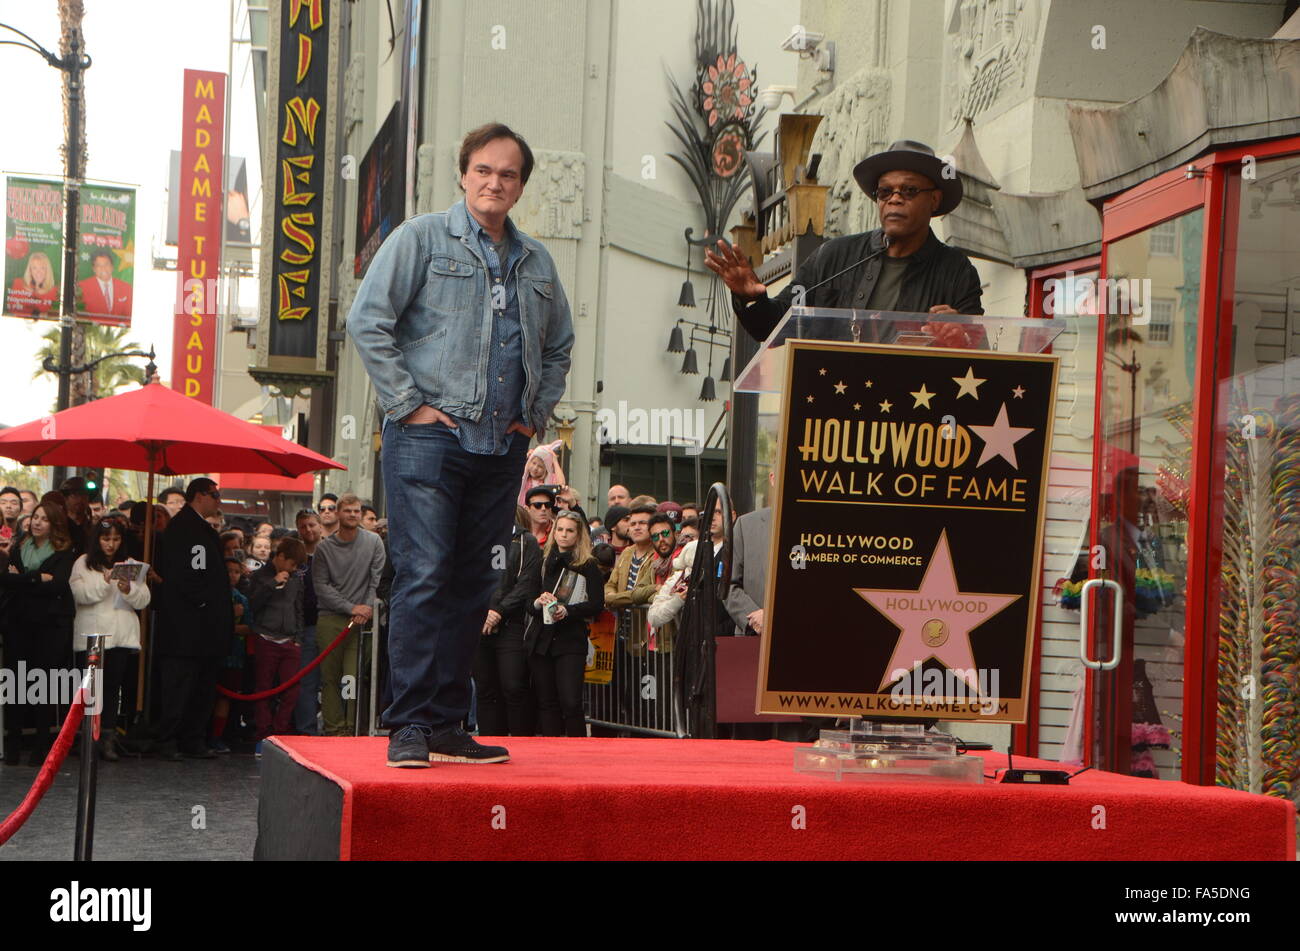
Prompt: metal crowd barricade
<box><xmin>584</xmin><ymin>605</ymin><xmax>685</xmax><ymax>737</ymax></box>
<box><xmin>585</xmin><ymin>481</ymin><xmax>734</xmax><ymax>738</ymax></box>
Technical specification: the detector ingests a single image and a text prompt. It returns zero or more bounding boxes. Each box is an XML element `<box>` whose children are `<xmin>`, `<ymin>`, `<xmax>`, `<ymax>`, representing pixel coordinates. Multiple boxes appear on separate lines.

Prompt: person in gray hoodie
<box><xmin>312</xmin><ymin>493</ymin><xmax>386</xmax><ymax>735</ymax></box>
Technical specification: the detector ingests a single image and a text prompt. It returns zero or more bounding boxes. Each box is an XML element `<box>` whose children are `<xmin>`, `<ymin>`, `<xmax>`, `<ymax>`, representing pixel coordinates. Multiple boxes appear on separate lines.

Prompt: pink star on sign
<box><xmin>854</xmin><ymin>530</ymin><xmax>1019</xmax><ymax>693</ymax></box>
<box><xmin>968</xmin><ymin>402</ymin><xmax>1034</xmax><ymax>469</ymax></box>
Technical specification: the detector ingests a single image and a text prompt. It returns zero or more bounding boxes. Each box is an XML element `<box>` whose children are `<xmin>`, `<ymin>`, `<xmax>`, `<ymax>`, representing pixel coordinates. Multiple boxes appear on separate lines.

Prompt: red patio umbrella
<box><xmin>0</xmin><ymin>380</ymin><xmax>346</xmax><ymax>708</ymax></box>
<box><xmin>0</xmin><ymin>381</ymin><xmax>342</xmax><ymax>477</ymax></box>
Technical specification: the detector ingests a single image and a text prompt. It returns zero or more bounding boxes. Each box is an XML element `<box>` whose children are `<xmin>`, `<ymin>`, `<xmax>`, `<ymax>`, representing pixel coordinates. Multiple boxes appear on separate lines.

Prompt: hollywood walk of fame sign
<box><xmin>756</xmin><ymin>340</ymin><xmax>1058</xmax><ymax>722</ymax></box>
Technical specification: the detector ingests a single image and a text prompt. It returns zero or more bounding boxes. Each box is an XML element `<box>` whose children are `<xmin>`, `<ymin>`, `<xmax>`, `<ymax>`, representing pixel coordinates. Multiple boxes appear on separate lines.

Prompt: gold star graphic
<box><xmin>910</xmin><ymin>384</ymin><xmax>936</xmax><ymax>409</ymax></box>
<box><xmin>952</xmin><ymin>366</ymin><xmax>986</xmax><ymax>400</ymax></box>
<box><xmin>864</xmin><ymin>380</ymin><xmax>874</xmax><ymax>389</ymax></box>
<box><xmin>834</xmin><ymin>380</ymin><xmax>847</xmax><ymax>395</ymax></box>
<box><xmin>853</xmin><ymin>402</ymin><xmax>861</xmax><ymax>411</ymax></box>
<box><xmin>1012</xmin><ymin>385</ymin><xmax>1025</xmax><ymax>399</ymax></box>
<box><xmin>819</xmin><ymin>368</ymin><xmax>827</xmax><ymax>376</ymax></box>
<box><xmin>879</xmin><ymin>399</ymin><xmax>893</xmax><ymax>414</ymax></box>
<box><xmin>806</xmin><ymin>394</ymin><xmax>815</xmax><ymax>403</ymax></box>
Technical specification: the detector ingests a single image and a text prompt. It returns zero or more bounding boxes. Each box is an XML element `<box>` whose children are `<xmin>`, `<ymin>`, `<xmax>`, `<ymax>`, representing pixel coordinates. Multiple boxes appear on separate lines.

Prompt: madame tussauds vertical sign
<box><xmin>172</xmin><ymin>69</ymin><xmax>226</xmax><ymax>403</ymax></box>
<box><xmin>757</xmin><ymin>341</ymin><xmax>1058</xmax><ymax>722</ymax></box>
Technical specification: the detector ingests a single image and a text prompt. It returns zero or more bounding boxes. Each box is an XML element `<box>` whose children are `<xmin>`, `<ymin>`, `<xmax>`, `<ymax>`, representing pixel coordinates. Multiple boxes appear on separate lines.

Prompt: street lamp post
<box><xmin>41</xmin><ymin>345</ymin><xmax>159</xmax><ymax>398</ymax></box>
<box><xmin>0</xmin><ymin>20</ymin><xmax>91</xmax><ymax>487</ymax></box>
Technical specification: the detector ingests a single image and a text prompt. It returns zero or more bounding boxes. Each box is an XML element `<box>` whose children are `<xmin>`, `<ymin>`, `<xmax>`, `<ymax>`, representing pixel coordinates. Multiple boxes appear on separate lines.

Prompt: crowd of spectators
<box><xmin>0</xmin><ymin>477</ymin><xmax>389</xmax><ymax>764</ymax></box>
<box><xmin>0</xmin><ymin>441</ymin><xmax>776</xmax><ymax>762</ymax></box>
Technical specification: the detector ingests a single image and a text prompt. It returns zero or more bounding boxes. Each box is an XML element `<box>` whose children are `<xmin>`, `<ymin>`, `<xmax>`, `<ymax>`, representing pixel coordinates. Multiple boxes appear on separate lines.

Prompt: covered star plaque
<box><xmin>756</xmin><ymin>341</ymin><xmax>1059</xmax><ymax>723</ymax></box>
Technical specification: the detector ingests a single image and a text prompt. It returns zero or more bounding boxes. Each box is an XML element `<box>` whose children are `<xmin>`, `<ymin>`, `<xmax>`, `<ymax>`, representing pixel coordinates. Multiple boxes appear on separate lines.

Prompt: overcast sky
<box><xmin>0</xmin><ymin>0</ymin><xmax>260</xmax><ymax>427</ymax></box>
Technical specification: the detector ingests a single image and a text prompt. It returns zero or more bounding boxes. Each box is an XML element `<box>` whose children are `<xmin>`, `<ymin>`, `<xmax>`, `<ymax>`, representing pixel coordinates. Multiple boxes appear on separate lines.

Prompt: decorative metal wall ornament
<box><xmin>665</xmin><ymin>0</ymin><xmax>767</xmax><ymax>348</ymax></box>
<box><xmin>667</xmin><ymin>0</ymin><xmax>765</xmax><ymax>243</ymax></box>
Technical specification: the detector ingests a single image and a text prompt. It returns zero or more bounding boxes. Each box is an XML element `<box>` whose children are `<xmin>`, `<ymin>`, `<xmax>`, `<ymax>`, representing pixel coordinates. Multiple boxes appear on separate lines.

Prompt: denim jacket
<box><xmin>346</xmin><ymin>200</ymin><xmax>574</xmax><ymax>431</ymax></box>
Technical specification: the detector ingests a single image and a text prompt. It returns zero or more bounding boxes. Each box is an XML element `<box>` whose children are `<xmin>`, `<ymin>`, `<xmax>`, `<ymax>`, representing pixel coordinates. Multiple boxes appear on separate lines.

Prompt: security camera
<box><xmin>781</xmin><ymin>26</ymin><xmax>824</xmax><ymax>53</ymax></box>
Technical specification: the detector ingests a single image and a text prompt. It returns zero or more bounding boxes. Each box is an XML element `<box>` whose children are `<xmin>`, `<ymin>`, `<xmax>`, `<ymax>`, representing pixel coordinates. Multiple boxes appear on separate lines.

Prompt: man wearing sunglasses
<box><xmin>153</xmin><ymin>477</ymin><xmax>234</xmax><ymax>759</ymax></box>
<box><xmin>525</xmin><ymin>485</ymin><xmax>558</xmax><ymax>547</ymax></box>
<box><xmin>704</xmin><ymin>139</ymin><xmax>983</xmax><ymax>343</ymax></box>
<box><xmin>316</xmin><ymin>493</ymin><xmax>340</xmax><ymax>537</ymax></box>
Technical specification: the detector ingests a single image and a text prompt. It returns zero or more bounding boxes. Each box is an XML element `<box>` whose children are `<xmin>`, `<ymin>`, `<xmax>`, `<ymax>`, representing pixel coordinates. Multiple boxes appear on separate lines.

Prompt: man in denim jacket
<box><xmin>348</xmin><ymin>122</ymin><xmax>574</xmax><ymax>767</ymax></box>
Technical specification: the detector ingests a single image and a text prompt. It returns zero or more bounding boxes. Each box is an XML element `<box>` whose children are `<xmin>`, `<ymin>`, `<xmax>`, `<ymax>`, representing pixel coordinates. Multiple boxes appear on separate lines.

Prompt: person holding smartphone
<box><xmin>527</xmin><ymin>510</ymin><xmax>604</xmax><ymax>737</ymax></box>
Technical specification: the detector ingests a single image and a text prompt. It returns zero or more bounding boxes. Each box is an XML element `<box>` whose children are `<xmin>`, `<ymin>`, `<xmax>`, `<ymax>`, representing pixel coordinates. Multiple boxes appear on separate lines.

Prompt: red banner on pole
<box><xmin>173</xmin><ymin>69</ymin><xmax>226</xmax><ymax>403</ymax></box>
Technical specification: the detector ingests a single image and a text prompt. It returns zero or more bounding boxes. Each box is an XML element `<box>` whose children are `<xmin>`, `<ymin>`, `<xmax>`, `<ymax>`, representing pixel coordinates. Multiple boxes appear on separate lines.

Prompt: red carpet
<box><xmin>265</xmin><ymin>736</ymin><xmax>1296</xmax><ymax>861</ymax></box>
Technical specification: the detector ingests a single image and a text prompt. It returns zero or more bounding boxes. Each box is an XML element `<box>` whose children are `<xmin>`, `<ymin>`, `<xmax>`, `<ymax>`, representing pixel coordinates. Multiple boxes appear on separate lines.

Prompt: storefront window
<box><xmin>1214</xmin><ymin>153</ymin><xmax>1300</xmax><ymax>798</ymax></box>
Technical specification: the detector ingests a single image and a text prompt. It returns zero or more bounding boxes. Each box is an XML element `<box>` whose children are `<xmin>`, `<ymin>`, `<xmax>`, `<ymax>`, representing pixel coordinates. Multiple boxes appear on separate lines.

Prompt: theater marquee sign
<box><xmin>253</xmin><ymin>0</ymin><xmax>341</xmax><ymax>395</ymax></box>
<box><xmin>757</xmin><ymin>341</ymin><xmax>1058</xmax><ymax>723</ymax></box>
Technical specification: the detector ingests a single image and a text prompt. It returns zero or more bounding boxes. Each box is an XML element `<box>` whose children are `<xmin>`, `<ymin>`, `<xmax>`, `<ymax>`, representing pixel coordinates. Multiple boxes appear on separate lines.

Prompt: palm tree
<box><xmin>35</xmin><ymin>323</ymin><xmax>148</xmax><ymax>402</ymax></box>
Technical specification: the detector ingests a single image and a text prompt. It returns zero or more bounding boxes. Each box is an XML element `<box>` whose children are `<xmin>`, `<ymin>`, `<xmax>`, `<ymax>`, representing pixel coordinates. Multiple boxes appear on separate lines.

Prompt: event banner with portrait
<box><xmin>74</xmin><ymin>183</ymin><xmax>136</xmax><ymax>326</ymax></box>
<box><xmin>4</xmin><ymin>176</ymin><xmax>64</xmax><ymax>320</ymax></box>
<box><xmin>757</xmin><ymin>341</ymin><xmax>1058</xmax><ymax>723</ymax></box>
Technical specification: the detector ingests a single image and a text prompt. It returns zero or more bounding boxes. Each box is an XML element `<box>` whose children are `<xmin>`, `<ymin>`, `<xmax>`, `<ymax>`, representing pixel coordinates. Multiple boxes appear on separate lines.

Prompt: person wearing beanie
<box><xmin>603</xmin><ymin>504</ymin><xmax>631</xmax><ymax>556</ymax></box>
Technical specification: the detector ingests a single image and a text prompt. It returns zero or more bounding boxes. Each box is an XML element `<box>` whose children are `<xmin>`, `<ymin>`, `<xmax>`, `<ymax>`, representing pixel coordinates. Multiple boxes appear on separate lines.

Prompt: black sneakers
<box><xmin>387</xmin><ymin>724</ymin><xmax>434</xmax><ymax>768</ymax></box>
<box><xmin>427</xmin><ymin>727</ymin><xmax>510</xmax><ymax>764</ymax></box>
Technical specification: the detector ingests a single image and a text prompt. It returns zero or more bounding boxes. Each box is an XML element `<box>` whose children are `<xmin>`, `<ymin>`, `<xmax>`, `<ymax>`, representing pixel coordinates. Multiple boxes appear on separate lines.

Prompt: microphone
<box><xmin>792</xmin><ymin>233</ymin><xmax>891</xmax><ymax>301</ymax></box>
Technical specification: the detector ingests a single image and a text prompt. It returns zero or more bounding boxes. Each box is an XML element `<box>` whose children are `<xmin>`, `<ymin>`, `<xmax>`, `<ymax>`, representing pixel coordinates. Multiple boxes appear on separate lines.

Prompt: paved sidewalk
<box><xmin>0</xmin><ymin>752</ymin><xmax>261</xmax><ymax>861</ymax></box>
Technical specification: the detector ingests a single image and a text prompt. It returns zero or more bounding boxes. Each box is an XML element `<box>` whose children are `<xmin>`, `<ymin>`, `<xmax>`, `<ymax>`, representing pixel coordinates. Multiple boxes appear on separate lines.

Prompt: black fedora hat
<box><xmin>852</xmin><ymin>140</ymin><xmax>963</xmax><ymax>216</ymax></box>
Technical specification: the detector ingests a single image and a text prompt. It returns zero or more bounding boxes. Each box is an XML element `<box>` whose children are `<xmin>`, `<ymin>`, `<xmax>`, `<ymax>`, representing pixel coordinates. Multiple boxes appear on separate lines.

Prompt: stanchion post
<box><xmin>368</xmin><ymin>600</ymin><xmax>384</xmax><ymax>736</ymax></box>
<box><xmin>74</xmin><ymin>633</ymin><xmax>105</xmax><ymax>861</ymax></box>
<box><xmin>353</xmin><ymin>619</ymin><xmax>366</xmax><ymax>736</ymax></box>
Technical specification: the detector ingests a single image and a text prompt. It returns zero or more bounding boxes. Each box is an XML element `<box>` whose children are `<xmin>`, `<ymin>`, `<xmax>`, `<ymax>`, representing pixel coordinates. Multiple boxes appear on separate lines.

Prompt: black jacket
<box><xmin>526</xmin><ymin>549</ymin><xmax>605</xmax><ymax>656</ymax></box>
<box><xmin>0</xmin><ymin>543</ymin><xmax>76</xmax><ymax>630</ymax></box>
<box><xmin>732</xmin><ymin>227</ymin><xmax>984</xmax><ymax>342</ymax></box>
<box><xmin>154</xmin><ymin>505</ymin><xmax>233</xmax><ymax>659</ymax></box>
<box><xmin>488</xmin><ymin>528</ymin><xmax>541</xmax><ymax>640</ymax></box>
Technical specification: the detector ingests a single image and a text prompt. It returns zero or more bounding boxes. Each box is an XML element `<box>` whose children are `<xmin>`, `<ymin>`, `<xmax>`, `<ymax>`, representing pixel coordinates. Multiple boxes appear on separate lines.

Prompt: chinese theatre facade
<box><xmin>740</xmin><ymin>2</ymin><xmax>1300</xmax><ymax>803</ymax></box>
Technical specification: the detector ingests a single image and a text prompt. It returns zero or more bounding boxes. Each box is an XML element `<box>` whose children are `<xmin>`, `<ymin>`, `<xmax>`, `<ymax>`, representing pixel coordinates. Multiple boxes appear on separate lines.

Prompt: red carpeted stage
<box><xmin>254</xmin><ymin>736</ymin><xmax>1296</xmax><ymax>861</ymax></box>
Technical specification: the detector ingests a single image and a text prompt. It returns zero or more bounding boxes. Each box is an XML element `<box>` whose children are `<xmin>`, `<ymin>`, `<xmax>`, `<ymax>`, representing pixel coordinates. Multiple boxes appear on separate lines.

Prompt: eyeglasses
<box><xmin>872</xmin><ymin>185</ymin><xmax>938</xmax><ymax>202</ymax></box>
<box><xmin>205</xmin><ymin>489</ymin><xmax>222</xmax><ymax>500</ymax></box>
<box><xmin>318</xmin><ymin>504</ymin><xmax>336</xmax><ymax>512</ymax></box>
<box><xmin>650</xmin><ymin>530</ymin><xmax>674</xmax><ymax>541</ymax></box>
<box><xmin>528</xmin><ymin>501</ymin><xmax>554</xmax><ymax>510</ymax></box>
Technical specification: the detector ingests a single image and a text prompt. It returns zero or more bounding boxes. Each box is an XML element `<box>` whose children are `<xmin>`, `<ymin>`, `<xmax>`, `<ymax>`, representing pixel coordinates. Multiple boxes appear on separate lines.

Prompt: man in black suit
<box><xmin>153</xmin><ymin>478</ymin><xmax>233</xmax><ymax>759</ymax></box>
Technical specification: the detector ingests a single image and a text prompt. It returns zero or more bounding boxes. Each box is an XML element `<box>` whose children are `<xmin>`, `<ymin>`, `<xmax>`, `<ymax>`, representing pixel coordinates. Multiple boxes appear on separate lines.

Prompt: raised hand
<box><xmin>703</xmin><ymin>239</ymin><xmax>766</xmax><ymax>299</ymax></box>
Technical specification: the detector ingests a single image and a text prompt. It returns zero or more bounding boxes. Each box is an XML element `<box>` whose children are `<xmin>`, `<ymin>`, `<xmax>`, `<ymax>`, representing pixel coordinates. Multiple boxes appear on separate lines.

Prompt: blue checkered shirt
<box><xmin>451</xmin><ymin>213</ymin><xmax>527</xmax><ymax>455</ymax></box>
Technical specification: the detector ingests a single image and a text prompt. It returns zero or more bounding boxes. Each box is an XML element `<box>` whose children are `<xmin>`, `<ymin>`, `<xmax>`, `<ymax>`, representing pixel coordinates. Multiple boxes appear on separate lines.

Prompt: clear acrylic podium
<box><xmin>735</xmin><ymin>307</ymin><xmax>1066</xmax><ymax>783</ymax></box>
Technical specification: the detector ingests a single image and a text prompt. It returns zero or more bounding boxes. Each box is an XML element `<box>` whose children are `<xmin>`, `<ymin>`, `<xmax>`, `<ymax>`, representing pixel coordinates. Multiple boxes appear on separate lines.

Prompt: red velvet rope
<box><xmin>0</xmin><ymin>689</ymin><xmax>87</xmax><ymax>847</ymax></box>
<box><xmin>215</xmin><ymin>621</ymin><xmax>356</xmax><ymax>701</ymax></box>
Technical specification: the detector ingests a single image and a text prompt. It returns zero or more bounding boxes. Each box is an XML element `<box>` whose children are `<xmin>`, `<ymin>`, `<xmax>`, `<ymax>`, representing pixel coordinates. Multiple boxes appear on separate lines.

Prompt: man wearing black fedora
<box><xmin>706</xmin><ymin>140</ymin><xmax>984</xmax><ymax>342</ymax></box>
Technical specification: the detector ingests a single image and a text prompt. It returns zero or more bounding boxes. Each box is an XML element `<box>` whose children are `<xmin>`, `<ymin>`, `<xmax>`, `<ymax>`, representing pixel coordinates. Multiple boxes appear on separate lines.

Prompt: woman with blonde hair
<box><xmin>526</xmin><ymin>509</ymin><xmax>603</xmax><ymax>736</ymax></box>
<box><xmin>7</xmin><ymin>251</ymin><xmax>59</xmax><ymax>317</ymax></box>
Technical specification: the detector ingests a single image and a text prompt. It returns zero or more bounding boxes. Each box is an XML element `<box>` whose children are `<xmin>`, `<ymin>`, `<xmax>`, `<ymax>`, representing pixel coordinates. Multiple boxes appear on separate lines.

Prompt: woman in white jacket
<box><xmin>70</xmin><ymin>518</ymin><xmax>151</xmax><ymax>760</ymax></box>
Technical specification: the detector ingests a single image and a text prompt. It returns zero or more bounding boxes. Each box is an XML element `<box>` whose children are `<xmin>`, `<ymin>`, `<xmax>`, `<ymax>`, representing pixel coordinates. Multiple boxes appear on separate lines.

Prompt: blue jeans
<box><xmin>292</xmin><ymin>624</ymin><xmax>319</xmax><ymax>734</ymax></box>
<box><xmin>382</xmin><ymin>421</ymin><xmax>527</xmax><ymax>730</ymax></box>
